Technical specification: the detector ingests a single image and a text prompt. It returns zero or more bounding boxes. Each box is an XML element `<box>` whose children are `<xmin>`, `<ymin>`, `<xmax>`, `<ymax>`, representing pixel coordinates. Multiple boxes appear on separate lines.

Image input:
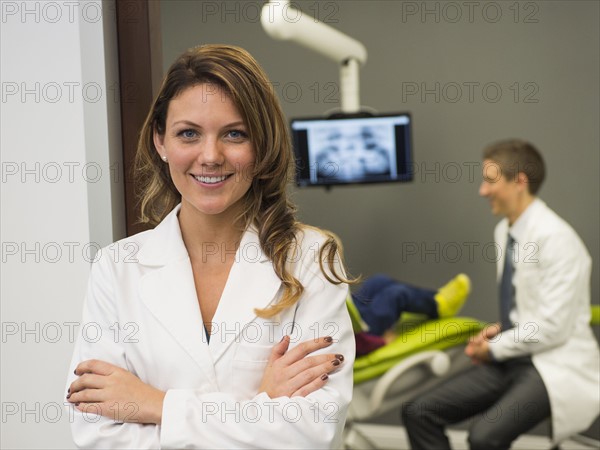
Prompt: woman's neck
<box><xmin>177</xmin><ymin>204</ymin><xmax>246</xmax><ymax>262</ymax></box>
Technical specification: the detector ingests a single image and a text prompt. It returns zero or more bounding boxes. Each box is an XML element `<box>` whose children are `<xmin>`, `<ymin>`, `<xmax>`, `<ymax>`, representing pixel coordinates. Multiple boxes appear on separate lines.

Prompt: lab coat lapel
<box><xmin>208</xmin><ymin>227</ymin><xmax>282</xmax><ymax>363</ymax></box>
<box><xmin>137</xmin><ymin>206</ymin><xmax>218</xmax><ymax>386</ymax></box>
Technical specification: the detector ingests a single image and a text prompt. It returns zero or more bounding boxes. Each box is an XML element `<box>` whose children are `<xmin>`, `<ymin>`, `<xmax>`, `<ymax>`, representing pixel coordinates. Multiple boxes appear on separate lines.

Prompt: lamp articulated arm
<box><xmin>261</xmin><ymin>0</ymin><xmax>368</xmax><ymax>113</ymax></box>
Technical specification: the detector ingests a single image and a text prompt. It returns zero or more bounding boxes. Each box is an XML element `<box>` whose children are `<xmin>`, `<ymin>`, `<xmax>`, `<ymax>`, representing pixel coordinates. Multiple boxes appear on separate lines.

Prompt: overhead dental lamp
<box><xmin>260</xmin><ymin>0</ymin><xmax>367</xmax><ymax>114</ymax></box>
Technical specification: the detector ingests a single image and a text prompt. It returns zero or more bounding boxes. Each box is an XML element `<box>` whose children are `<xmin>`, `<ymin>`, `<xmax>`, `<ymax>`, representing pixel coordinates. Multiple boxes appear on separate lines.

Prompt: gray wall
<box><xmin>159</xmin><ymin>0</ymin><xmax>599</xmax><ymax>322</ymax></box>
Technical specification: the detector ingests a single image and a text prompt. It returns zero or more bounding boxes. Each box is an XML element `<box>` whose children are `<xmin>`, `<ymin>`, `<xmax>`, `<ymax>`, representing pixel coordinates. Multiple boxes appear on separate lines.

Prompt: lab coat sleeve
<box><xmin>65</xmin><ymin>254</ymin><xmax>162</xmax><ymax>449</ymax></box>
<box><xmin>489</xmin><ymin>229</ymin><xmax>591</xmax><ymax>361</ymax></box>
<box><xmin>160</xmin><ymin>238</ymin><xmax>355</xmax><ymax>449</ymax></box>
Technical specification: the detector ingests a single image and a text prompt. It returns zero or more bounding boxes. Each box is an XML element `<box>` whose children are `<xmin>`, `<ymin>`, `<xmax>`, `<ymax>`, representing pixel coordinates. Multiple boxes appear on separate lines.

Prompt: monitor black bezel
<box><xmin>289</xmin><ymin>111</ymin><xmax>414</xmax><ymax>188</ymax></box>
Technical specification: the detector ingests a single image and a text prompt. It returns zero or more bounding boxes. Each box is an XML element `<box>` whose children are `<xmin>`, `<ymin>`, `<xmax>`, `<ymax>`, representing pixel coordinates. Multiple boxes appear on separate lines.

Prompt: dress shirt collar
<box><xmin>508</xmin><ymin>197</ymin><xmax>543</xmax><ymax>243</ymax></box>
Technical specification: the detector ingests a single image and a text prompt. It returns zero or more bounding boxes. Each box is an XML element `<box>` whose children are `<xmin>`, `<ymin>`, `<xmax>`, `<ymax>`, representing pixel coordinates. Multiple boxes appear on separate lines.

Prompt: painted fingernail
<box><xmin>332</xmin><ymin>359</ymin><xmax>340</xmax><ymax>366</ymax></box>
<box><xmin>324</xmin><ymin>336</ymin><xmax>333</xmax><ymax>343</ymax></box>
<box><xmin>321</xmin><ymin>373</ymin><xmax>328</xmax><ymax>381</ymax></box>
<box><xmin>67</xmin><ymin>388</ymin><xmax>70</xmax><ymax>393</ymax></box>
<box><xmin>335</xmin><ymin>354</ymin><xmax>344</xmax><ymax>362</ymax></box>
<box><xmin>66</xmin><ymin>393</ymin><xmax>71</xmax><ymax>400</ymax></box>
<box><xmin>74</xmin><ymin>369</ymin><xmax>77</xmax><ymax>375</ymax></box>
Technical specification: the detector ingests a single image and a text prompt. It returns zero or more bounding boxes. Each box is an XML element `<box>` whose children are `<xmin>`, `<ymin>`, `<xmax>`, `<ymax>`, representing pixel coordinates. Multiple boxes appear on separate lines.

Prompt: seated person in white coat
<box><xmin>402</xmin><ymin>139</ymin><xmax>600</xmax><ymax>449</ymax></box>
<box><xmin>65</xmin><ymin>44</ymin><xmax>356</xmax><ymax>449</ymax></box>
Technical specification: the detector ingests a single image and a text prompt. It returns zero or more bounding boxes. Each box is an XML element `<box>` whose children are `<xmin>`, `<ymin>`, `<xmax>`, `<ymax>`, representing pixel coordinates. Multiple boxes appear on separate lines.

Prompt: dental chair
<box><xmin>344</xmin><ymin>304</ymin><xmax>600</xmax><ymax>450</ymax></box>
<box><xmin>344</xmin><ymin>297</ymin><xmax>484</xmax><ymax>449</ymax></box>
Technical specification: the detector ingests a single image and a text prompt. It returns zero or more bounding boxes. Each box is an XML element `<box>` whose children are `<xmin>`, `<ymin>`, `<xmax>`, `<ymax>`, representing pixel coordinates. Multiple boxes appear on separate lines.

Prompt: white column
<box><xmin>0</xmin><ymin>1</ymin><xmax>124</xmax><ymax>447</ymax></box>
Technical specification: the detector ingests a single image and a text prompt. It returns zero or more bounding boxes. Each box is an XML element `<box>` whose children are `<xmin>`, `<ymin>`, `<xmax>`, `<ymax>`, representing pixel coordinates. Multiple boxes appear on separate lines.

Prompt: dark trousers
<box><xmin>352</xmin><ymin>274</ymin><xmax>438</xmax><ymax>336</ymax></box>
<box><xmin>402</xmin><ymin>357</ymin><xmax>551</xmax><ymax>450</ymax></box>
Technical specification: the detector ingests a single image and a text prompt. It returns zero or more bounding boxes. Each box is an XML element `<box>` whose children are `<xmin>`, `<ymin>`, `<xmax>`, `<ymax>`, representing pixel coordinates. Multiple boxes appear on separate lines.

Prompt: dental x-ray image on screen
<box><xmin>291</xmin><ymin>113</ymin><xmax>413</xmax><ymax>187</ymax></box>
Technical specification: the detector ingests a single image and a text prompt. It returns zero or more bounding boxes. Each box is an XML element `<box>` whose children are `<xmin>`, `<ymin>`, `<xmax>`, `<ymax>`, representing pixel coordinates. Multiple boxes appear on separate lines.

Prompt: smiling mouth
<box><xmin>192</xmin><ymin>174</ymin><xmax>231</xmax><ymax>184</ymax></box>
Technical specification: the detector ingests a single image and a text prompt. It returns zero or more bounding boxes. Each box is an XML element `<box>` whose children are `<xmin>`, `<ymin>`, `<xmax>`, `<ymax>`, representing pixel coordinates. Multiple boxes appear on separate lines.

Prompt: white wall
<box><xmin>0</xmin><ymin>1</ymin><xmax>124</xmax><ymax>447</ymax></box>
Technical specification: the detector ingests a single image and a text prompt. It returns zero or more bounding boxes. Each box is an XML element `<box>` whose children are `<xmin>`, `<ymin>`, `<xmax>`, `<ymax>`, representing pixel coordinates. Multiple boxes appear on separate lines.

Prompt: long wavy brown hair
<box><xmin>134</xmin><ymin>44</ymin><xmax>354</xmax><ymax>318</ymax></box>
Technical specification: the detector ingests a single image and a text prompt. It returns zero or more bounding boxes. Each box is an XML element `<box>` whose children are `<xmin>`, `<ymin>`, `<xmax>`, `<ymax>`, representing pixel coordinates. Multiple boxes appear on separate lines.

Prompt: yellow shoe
<box><xmin>434</xmin><ymin>274</ymin><xmax>471</xmax><ymax>318</ymax></box>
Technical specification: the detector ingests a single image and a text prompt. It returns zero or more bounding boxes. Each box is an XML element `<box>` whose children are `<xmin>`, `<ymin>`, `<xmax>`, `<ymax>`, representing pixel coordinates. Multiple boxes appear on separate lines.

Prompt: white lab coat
<box><xmin>489</xmin><ymin>199</ymin><xmax>600</xmax><ymax>443</ymax></box>
<box><xmin>65</xmin><ymin>204</ymin><xmax>355</xmax><ymax>449</ymax></box>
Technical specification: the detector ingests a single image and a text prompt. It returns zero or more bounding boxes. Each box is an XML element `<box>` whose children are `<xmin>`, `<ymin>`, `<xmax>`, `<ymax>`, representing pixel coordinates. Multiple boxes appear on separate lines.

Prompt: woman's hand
<box><xmin>67</xmin><ymin>360</ymin><xmax>165</xmax><ymax>424</ymax></box>
<box><xmin>258</xmin><ymin>336</ymin><xmax>344</xmax><ymax>398</ymax></box>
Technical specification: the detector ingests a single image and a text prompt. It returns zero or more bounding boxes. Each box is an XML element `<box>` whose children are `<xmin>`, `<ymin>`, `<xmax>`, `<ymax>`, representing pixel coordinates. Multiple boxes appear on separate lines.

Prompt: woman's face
<box><xmin>154</xmin><ymin>83</ymin><xmax>255</xmax><ymax>221</ymax></box>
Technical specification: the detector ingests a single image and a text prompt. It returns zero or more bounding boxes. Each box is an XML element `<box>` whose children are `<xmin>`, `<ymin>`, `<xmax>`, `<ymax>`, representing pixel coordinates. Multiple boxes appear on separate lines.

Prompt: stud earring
<box><xmin>161</xmin><ymin>155</ymin><xmax>168</xmax><ymax>162</ymax></box>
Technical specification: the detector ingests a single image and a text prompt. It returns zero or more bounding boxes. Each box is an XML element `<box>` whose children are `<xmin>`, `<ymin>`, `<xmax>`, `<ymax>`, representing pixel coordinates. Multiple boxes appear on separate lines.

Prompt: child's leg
<box><xmin>353</xmin><ymin>274</ymin><xmax>438</xmax><ymax>336</ymax></box>
<box><xmin>353</xmin><ymin>274</ymin><xmax>399</xmax><ymax>300</ymax></box>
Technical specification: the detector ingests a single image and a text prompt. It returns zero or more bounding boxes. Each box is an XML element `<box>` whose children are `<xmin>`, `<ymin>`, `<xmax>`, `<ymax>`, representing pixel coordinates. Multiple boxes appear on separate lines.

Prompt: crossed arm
<box><xmin>66</xmin><ymin>335</ymin><xmax>345</xmax><ymax>425</ymax></box>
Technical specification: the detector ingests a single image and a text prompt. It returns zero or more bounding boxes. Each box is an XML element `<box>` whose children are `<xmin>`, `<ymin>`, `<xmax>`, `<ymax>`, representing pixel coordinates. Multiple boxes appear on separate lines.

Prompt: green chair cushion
<box><xmin>591</xmin><ymin>305</ymin><xmax>600</xmax><ymax>326</ymax></box>
<box><xmin>354</xmin><ymin>317</ymin><xmax>484</xmax><ymax>384</ymax></box>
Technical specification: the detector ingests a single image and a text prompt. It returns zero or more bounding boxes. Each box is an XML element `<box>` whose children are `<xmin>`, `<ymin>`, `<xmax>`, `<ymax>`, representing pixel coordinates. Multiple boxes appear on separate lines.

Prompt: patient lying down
<box><xmin>349</xmin><ymin>274</ymin><xmax>470</xmax><ymax>356</ymax></box>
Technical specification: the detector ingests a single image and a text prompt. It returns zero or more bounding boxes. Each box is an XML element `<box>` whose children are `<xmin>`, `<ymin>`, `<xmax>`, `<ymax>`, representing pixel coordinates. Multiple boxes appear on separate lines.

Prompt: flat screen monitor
<box><xmin>290</xmin><ymin>113</ymin><xmax>413</xmax><ymax>187</ymax></box>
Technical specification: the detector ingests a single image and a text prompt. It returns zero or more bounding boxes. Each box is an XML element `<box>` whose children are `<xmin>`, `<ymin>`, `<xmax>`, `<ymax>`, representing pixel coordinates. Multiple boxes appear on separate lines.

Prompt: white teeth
<box><xmin>194</xmin><ymin>175</ymin><xmax>228</xmax><ymax>184</ymax></box>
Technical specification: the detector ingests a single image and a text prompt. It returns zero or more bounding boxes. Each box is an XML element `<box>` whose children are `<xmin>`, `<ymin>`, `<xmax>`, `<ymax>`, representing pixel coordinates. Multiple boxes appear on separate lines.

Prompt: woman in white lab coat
<box><xmin>65</xmin><ymin>44</ymin><xmax>356</xmax><ymax>449</ymax></box>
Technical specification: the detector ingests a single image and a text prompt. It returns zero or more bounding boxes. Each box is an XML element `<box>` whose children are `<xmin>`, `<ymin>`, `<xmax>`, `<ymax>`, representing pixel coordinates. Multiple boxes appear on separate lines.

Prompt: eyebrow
<box><xmin>171</xmin><ymin>120</ymin><xmax>246</xmax><ymax>128</ymax></box>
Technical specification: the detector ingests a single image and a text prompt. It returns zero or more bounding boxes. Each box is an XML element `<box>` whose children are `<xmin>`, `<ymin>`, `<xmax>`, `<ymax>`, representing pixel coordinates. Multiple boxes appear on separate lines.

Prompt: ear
<box><xmin>516</xmin><ymin>171</ymin><xmax>529</xmax><ymax>190</ymax></box>
<box><xmin>153</xmin><ymin>128</ymin><xmax>166</xmax><ymax>159</ymax></box>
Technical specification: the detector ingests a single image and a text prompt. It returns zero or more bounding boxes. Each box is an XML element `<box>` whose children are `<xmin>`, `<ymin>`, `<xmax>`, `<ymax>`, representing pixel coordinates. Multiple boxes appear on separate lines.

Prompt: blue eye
<box><xmin>178</xmin><ymin>129</ymin><xmax>197</xmax><ymax>139</ymax></box>
<box><xmin>227</xmin><ymin>130</ymin><xmax>247</xmax><ymax>140</ymax></box>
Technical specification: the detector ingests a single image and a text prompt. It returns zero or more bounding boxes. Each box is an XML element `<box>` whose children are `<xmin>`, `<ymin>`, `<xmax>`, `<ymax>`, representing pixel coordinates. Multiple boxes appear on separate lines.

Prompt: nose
<box><xmin>479</xmin><ymin>181</ymin><xmax>488</xmax><ymax>197</ymax></box>
<box><xmin>197</xmin><ymin>136</ymin><xmax>224</xmax><ymax>169</ymax></box>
